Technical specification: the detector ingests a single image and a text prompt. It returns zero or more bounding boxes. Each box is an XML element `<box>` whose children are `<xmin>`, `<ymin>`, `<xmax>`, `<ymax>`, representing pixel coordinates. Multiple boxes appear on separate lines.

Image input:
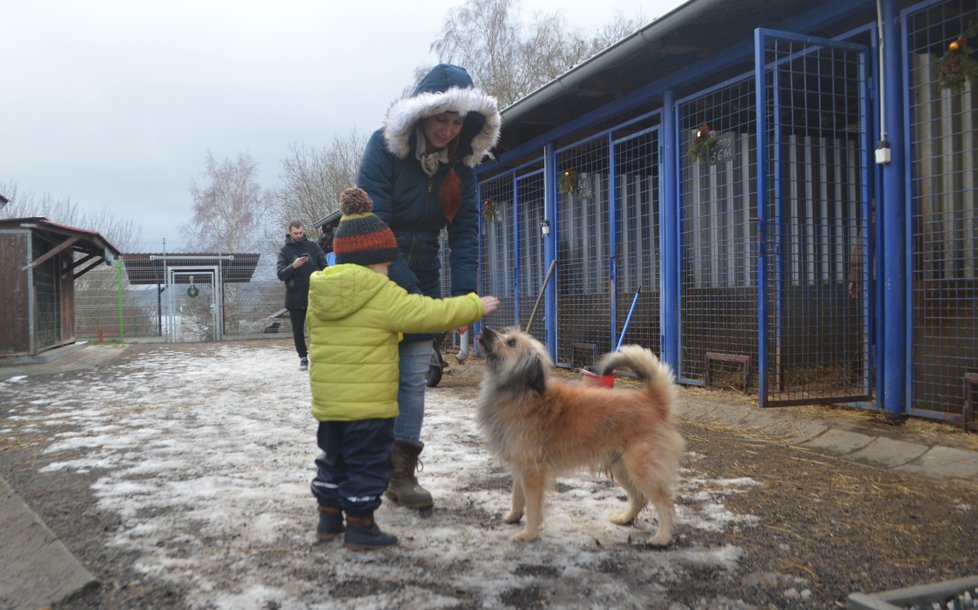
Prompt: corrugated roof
<box><xmin>121</xmin><ymin>253</ymin><xmax>261</xmax><ymax>285</ymax></box>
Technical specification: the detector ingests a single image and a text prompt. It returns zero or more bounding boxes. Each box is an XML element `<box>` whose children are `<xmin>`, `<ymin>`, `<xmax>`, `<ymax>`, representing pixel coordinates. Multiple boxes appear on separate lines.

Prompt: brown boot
<box><xmin>385</xmin><ymin>440</ymin><xmax>433</xmax><ymax>509</ymax></box>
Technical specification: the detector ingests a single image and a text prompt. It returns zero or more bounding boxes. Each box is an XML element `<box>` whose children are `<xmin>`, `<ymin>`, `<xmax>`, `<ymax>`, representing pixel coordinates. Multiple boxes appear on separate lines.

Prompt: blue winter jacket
<box><xmin>357</xmin><ymin>64</ymin><xmax>501</xmax><ymax>309</ymax></box>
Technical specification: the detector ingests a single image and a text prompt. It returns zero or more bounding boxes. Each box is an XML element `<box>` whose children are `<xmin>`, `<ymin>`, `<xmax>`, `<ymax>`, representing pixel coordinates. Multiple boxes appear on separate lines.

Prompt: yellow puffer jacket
<box><xmin>307</xmin><ymin>264</ymin><xmax>484</xmax><ymax>422</ymax></box>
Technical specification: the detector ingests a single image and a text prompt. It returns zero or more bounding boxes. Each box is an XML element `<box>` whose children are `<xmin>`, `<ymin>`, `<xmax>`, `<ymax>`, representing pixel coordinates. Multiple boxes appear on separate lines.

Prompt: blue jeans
<box><xmin>395</xmin><ymin>339</ymin><xmax>433</xmax><ymax>442</ymax></box>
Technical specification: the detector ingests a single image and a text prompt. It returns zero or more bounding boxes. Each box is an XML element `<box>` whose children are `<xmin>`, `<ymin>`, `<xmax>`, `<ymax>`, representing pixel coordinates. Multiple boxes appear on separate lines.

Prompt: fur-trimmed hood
<box><xmin>383</xmin><ymin>64</ymin><xmax>501</xmax><ymax>168</ymax></box>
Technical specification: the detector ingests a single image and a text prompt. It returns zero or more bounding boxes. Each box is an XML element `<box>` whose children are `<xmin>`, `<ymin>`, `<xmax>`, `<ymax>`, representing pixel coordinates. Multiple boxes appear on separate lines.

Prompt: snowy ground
<box><xmin>1</xmin><ymin>342</ymin><xmax>763</xmax><ymax>609</ymax></box>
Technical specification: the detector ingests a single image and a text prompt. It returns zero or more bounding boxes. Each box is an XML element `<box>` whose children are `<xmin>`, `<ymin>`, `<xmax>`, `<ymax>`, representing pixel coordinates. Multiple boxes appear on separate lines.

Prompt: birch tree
<box><xmin>276</xmin><ymin>129</ymin><xmax>366</xmax><ymax>234</ymax></box>
<box><xmin>430</xmin><ymin>0</ymin><xmax>644</xmax><ymax>107</ymax></box>
<box><xmin>182</xmin><ymin>151</ymin><xmax>271</xmax><ymax>253</ymax></box>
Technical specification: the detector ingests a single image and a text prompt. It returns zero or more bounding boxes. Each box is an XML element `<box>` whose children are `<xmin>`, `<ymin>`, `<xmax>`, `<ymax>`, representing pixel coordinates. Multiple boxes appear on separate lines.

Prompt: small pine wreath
<box><xmin>482</xmin><ymin>197</ymin><xmax>496</xmax><ymax>222</ymax></box>
<box><xmin>936</xmin><ymin>19</ymin><xmax>978</xmax><ymax>91</ymax></box>
<box><xmin>558</xmin><ymin>168</ymin><xmax>578</xmax><ymax>197</ymax></box>
<box><xmin>689</xmin><ymin>122</ymin><xmax>716</xmax><ymax>162</ymax></box>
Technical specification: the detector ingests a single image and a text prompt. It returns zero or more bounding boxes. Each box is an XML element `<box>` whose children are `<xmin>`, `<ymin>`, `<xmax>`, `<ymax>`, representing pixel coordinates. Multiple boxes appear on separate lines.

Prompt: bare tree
<box><xmin>182</xmin><ymin>151</ymin><xmax>272</xmax><ymax>253</ymax></box>
<box><xmin>430</xmin><ymin>0</ymin><xmax>644</xmax><ymax>107</ymax></box>
<box><xmin>1</xmin><ymin>180</ymin><xmax>141</xmax><ymax>253</ymax></box>
<box><xmin>276</xmin><ymin>129</ymin><xmax>366</xmax><ymax>235</ymax></box>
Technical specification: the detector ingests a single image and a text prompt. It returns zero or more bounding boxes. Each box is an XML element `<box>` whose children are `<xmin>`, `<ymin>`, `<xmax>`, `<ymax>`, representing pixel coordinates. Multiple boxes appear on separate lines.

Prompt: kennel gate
<box><xmin>755</xmin><ymin>28</ymin><xmax>874</xmax><ymax>406</ymax></box>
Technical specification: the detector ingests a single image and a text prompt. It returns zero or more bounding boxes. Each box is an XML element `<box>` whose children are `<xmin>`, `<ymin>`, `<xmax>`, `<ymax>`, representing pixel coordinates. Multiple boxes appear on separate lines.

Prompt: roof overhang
<box><xmin>121</xmin><ymin>253</ymin><xmax>261</xmax><ymax>285</ymax></box>
<box><xmin>0</xmin><ymin>216</ymin><xmax>123</xmax><ymax>280</ymax></box>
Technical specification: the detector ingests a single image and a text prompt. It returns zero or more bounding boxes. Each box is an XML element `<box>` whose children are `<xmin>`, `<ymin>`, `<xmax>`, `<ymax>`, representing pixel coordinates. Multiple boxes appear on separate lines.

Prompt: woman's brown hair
<box><xmin>439</xmin><ymin>138</ymin><xmax>462</xmax><ymax>223</ymax></box>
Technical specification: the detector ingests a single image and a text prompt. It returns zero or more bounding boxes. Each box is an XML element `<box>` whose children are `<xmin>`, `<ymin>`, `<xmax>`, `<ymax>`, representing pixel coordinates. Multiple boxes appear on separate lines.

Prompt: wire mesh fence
<box><xmin>74</xmin><ymin>254</ymin><xmax>290</xmax><ymax>343</ymax></box>
<box><xmin>906</xmin><ymin>0</ymin><xmax>978</xmax><ymax>419</ymax></box>
<box><xmin>479</xmin><ymin>173</ymin><xmax>517</xmax><ymax>331</ymax></box>
<box><xmin>613</xmin><ymin>120</ymin><xmax>661</xmax><ymax>356</ymax></box>
<box><xmin>514</xmin><ymin>167</ymin><xmax>547</xmax><ymax>340</ymax></box>
<box><xmin>679</xmin><ymin>76</ymin><xmax>762</xmax><ymax>388</ymax></box>
<box><xmin>556</xmin><ymin>136</ymin><xmax>614</xmax><ymax>368</ymax></box>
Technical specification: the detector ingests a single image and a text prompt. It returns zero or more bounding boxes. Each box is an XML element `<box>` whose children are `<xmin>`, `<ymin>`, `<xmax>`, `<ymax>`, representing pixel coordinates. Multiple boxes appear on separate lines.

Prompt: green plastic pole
<box><xmin>116</xmin><ymin>259</ymin><xmax>125</xmax><ymax>343</ymax></box>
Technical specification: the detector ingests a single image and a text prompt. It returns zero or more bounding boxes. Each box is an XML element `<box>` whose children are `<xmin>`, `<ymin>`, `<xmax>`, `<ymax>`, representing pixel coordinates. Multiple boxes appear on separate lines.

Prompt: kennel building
<box><xmin>473</xmin><ymin>0</ymin><xmax>977</xmax><ymax>423</ymax></box>
<box><xmin>0</xmin><ymin>217</ymin><xmax>121</xmax><ymax>359</ymax></box>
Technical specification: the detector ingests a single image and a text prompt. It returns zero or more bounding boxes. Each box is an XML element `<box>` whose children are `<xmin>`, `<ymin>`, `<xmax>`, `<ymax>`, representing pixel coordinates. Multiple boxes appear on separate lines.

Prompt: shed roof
<box><xmin>0</xmin><ymin>216</ymin><xmax>122</xmax><ymax>279</ymax></box>
<box><xmin>312</xmin><ymin>210</ymin><xmax>341</xmax><ymax>232</ymax></box>
<box><xmin>121</xmin><ymin>252</ymin><xmax>261</xmax><ymax>285</ymax></box>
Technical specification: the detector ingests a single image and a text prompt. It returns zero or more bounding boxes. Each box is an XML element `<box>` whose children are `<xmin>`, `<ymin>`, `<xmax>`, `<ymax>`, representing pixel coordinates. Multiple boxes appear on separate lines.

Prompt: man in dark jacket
<box><xmin>276</xmin><ymin>221</ymin><xmax>325</xmax><ymax>370</ymax></box>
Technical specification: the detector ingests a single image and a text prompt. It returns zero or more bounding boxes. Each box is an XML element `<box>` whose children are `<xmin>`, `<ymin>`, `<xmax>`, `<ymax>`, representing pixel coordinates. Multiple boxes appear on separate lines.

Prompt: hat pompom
<box><xmin>333</xmin><ymin>187</ymin><xmax>399</xmax><ymax>266</ymax></box>
<box><xmin>340</xmin><ymin>188</ymin><xmax>372</xmax><ymax>216</ymax></box>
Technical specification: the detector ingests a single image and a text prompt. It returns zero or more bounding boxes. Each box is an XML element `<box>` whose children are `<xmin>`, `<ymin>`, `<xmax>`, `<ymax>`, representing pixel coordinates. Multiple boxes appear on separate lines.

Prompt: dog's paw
<box><xmin>609</xmin><ymin>512</ymin><xmax>635</xmax><ymax>526</ymax></box>
<box><xmin>647</xmin><ymin>530</ymin><xmax>672</xmax><ymax>547</ymax></box>
<box><xmin>503</xmin><ymin>510</ymin><xmax>524</xmax><ymax>524</ymax></box>
<box><xmin>512</xmin><ymin>530</ymin><xmax>539</xmax><ymax>543</ymax></box>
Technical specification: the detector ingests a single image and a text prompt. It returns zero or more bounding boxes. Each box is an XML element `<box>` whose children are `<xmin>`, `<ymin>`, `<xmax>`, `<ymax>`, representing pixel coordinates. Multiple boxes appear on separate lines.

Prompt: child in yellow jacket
<box><xmin>307</xmin><ymin>187</ymin><xmax>498</xmax><ymax>551</ymax></box>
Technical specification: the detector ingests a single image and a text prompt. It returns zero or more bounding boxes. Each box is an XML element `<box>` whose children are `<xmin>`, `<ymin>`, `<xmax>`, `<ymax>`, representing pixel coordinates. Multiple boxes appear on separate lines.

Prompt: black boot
<box><xmin>385</xmin><ymin>440</ymin><xmax>433</xmax><ymax>509</ymax></box>
<box><xmin>316</xmin><ymin>505</ymin><xmax>344</xmax><ymax>542</ymax></box>
<box><xmin>344</xmin><ymin>514</ymin><xmax>397</xmax><ymax>551</ymax></box>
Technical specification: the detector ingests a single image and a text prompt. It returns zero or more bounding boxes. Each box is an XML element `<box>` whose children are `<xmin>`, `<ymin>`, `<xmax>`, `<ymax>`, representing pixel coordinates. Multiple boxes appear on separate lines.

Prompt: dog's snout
<box><xmin>478</xmin><ymin>326</ymin><xmax>497</xmax><ymax>349</ymax></box>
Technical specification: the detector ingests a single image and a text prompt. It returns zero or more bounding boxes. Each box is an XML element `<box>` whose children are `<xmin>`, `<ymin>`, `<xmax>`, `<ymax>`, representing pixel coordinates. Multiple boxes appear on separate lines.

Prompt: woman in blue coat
<box><xmin>357</xmin><ymin>63</ymin><xmax>501</xmax><ymax>509</ymax></box>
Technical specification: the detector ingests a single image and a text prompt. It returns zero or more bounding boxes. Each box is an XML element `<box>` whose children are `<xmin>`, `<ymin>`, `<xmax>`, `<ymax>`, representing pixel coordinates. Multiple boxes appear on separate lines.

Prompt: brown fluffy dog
<box><xmin>476</xmin><ymin>327</ymin><xmax>684</xmax><ymax>546</ymax></box>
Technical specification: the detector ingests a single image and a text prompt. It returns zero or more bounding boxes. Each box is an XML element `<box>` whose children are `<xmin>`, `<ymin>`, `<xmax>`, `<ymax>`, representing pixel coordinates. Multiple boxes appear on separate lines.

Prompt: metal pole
<box><xmin>525</xmin><ymin>259</ymin><xmax>556</xmax><ymax>332</ymax></box>
<box><xmin>660</xmin><ymin>88</ymin><xmax>680</xmax><ymax>373</ymax></box>
<box><xmin>116</xmin><ymin>259</ymin><xmax>125</xmax><ymax>342</ymax></box>
<box><xmin>879</xmin><ymin>0</ymin><xmax>906</xmax><ymax>419</ymax></box>
<box><xmin>615</xmin><ymin>286</ymin><xmax>642</xmax><ymax>352</ymax></box>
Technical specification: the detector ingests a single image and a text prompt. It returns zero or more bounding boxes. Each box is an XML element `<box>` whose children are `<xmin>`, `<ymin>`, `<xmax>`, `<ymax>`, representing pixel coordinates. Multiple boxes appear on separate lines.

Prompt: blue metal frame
<box><xmin>754</xmin><ymin>30</ymin><xmax>770</xmax><ymax>404</ymax></box>
<box><xmin>544</xmin><ymin>142</ymin><xmax>558</xmax><ymax>360</ymax></box>
<box><xmin>660</xmin><ymin>89</ymin><xmax>680</xmax><ymax>373</ymax></box>
<box><xmin>511</xmin><ymin>173</ymin><xmax>521</xmax><ymax>326</ymax></box>
<box><xmin>878</xmin><ymin>0</ymin><xmax>906</xmax><ymax>418</ymax></box>
<box><xmin>607</xmin><ymin>133</ymin><xmax>619</xmax><ymax>348</ymax></box>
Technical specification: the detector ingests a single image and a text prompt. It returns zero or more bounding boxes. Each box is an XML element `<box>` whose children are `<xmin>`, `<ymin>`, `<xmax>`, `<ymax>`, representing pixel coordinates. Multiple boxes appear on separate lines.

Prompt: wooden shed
<box><xmin>0</xmin><ymin>217</ymin><xmax>121</xmax><ymax>358</ymax></box>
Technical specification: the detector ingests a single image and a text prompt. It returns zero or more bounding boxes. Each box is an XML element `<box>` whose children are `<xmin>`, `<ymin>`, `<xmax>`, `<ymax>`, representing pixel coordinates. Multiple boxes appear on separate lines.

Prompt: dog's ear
<box><xmin>515</xmin><ymin>352</ymin><xmax>547</xmax><ymax>396</ymax></box>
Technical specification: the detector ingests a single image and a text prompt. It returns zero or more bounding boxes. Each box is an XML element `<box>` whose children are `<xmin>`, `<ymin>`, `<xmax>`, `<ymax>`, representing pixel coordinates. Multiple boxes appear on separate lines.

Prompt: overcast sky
<box><xmin>1</xmin><ymin>0</ymin><xmax>687</xmax><ymax>252</ymax></box>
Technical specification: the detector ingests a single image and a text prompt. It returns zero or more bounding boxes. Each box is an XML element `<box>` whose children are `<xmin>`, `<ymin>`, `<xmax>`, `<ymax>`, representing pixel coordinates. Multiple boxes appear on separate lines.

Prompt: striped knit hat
<box><xmin>332</xmin><ymin>188</ymin><xmax>399</xmax><ymax>266</ymax></box>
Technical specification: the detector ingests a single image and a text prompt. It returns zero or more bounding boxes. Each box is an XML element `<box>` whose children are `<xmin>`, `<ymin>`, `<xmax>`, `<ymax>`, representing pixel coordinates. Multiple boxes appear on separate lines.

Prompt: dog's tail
<box><xmin>595</xmin><ymin>345</ymin><xmax>678</xmax><ymax>415</ymax></box>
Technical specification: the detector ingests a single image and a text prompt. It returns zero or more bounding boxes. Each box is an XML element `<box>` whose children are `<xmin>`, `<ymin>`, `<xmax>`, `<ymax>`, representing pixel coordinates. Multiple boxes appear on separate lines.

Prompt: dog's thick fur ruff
<box><xmin>476</xmin><ymin>327</ymin><xmax>684</xmax><ymax>546</ymax></box>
